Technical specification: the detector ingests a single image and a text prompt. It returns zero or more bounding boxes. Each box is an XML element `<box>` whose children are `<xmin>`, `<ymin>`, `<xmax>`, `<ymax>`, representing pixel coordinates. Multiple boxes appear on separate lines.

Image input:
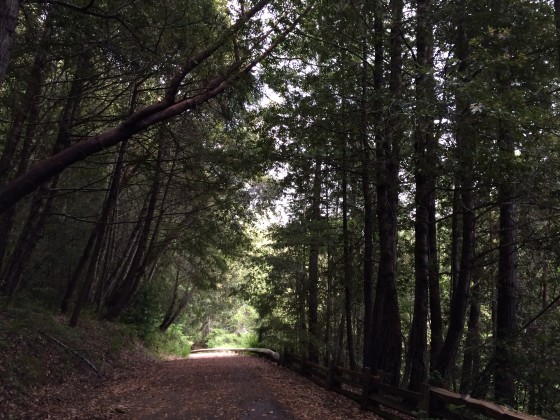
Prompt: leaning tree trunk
<box><xmin>160</xmin><ymin>270</ymin><xmax>192</xmax><ymax>332</ymax></box>
<box><xmin>104</xmin><ymin>137</ymin><xmax>165</xmax><ymax>320</ymax></box>
<box><xmin>63</xmin><ymin>78</ymin><xmax>138</xmax><ymax>315</ymax></box>
<box><xmin>1</xmin><ymin>50</ymin><xmax>89</xmax><ymax>297</ymax></box>
<box><xmin>103</xmin><ymin>204</ymin><xmax>146</xmax><ymax>299</ymax></box>
<box><xmin>0</xmin><ymin>0</ymin><xmax>304</xmax><ymax>215</ymax></box>
<box><xmin>138</xmin><ymin>150</ymin><xmax>177</xmax><ymax>283</ymax></box>
<box><xmin>68</xmin><ymin>140</ymin><xmax>129</xmax><ymax>327</ymax></box>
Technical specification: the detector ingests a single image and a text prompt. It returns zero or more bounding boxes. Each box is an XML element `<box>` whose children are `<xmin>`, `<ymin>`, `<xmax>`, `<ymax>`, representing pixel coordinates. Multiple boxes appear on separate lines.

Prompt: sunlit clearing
<box><xmin>189</xmin><ymin>352</ymin><xmax>240</xmax><ymax>359</ymax></box>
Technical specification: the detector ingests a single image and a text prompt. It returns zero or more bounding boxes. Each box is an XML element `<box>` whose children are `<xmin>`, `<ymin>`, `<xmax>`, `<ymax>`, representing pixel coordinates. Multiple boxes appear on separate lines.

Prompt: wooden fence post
<box><xmin>361</xmin><ymin>367</ymin><xmax>372</xmax><ymax>410</ymax></box>
<box><xmin>326</xmin><ymin>359</ymin><xmax>337</xmax><ymax>391</ymax></box>
<box><xmin>419</xmin><ymin>383</ymin><xmax>431</xmax><ymax>417</ymax></box>
<box><xmin>300</xmin><ymin>358</ymin><xmax>307</xmax><ymax>376</ymax></box>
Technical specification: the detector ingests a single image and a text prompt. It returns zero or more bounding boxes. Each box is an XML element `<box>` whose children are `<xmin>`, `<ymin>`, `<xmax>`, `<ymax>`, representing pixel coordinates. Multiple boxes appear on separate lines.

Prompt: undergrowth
<box><xmin>0</xmin><ymin>294</ymin><xmax>194</xmax><ymax>412</ymax></box>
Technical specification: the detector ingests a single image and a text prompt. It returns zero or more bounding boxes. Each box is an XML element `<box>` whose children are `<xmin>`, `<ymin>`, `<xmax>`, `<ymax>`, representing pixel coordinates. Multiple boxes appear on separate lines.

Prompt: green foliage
<box><xmin>120</xmin><ymin>281</ymin><xmax>165</xmax><ymax>337</ymax></box>
<box><xmin>143</xmin><ymin>325</ymin><xmax>192</xmax><ymax>358</ymax></box>
<box><xmin>201</xmin><ymin>303</ymin><xmax>261</xmax><ymax>348</ymax></box>
<box><xmin>205</xmin><ymin>328</ymin><xmax>259</xmax><ymax>349</ymax></box>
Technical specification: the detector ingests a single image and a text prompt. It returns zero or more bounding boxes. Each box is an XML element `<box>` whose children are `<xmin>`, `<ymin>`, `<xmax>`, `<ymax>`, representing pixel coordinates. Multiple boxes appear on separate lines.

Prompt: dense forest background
<box><xmin>2</xmin><ymin>0</ymin><xmax>560</xmax><ymax>417</ymax></box>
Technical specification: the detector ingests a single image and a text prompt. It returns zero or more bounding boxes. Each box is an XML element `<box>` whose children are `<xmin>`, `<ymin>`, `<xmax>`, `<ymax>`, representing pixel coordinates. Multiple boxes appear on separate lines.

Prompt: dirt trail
<box><xmin>29</xmin><ymin>352</ymin><xmax>382</xmax><ymax>419</ymax></box>
<box><xmin>126</xmin><ymin>353</ymin><xmax>293</xmax><ymax>419</ymax></box>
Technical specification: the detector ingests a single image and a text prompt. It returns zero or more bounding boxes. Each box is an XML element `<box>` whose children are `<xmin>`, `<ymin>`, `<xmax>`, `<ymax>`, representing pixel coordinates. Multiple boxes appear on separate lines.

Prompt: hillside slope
<box><xmin>0</xmin><ymin>308</ymin><xmax>156</xmax><ymax>418</ymax></box>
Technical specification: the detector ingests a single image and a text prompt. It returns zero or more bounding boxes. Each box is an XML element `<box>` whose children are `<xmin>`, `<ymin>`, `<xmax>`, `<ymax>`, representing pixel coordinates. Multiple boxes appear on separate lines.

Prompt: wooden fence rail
<box><xmin>189</xmin><ymin>348</ymin><xmax>540</xmax><ymax>419</ymax></box>
<box><xmin>281</xmin><ymin>353</ymin><xmax>541</xmax><ymax>420</ymax></box>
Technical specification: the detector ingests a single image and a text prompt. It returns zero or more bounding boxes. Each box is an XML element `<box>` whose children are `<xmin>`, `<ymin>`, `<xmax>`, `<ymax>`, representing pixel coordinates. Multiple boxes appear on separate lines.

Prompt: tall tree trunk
<box><xmin>96</xmin><ymin>219</ymin><xmax>118</xmax><ymax>312</ymax></box>
<box><xmin>434</xmin><ymin>163</ymin><xmax>474</xmax><ymax>385</ymax></box>
<box><xmin>325</xmin><ymin>233</ymin><xmax>333</xmax><ymax>364</ymax></box>
<box><xmin>306</xmin><ymin>158</ymin><xmax>322</xmax><ymax>363</ymax></box>
<box><xmin>296</xmin><ymin>252</ymin><xmax>307</xmax><ymax>355</ymax></box>
<box><xmin>2</xmin><ymin>51</ymin><xmax>88</xmax><ymax>299</ymax></box>
<box><xmin>342</xmin><ymin>133</ymin><xmax>357</xmax><ymax>371</ymax></box>
<box><xmin>0</xmin><ymin>7</ymin><xmax>53</xmax><ymax>184</ymax></box>
<box><xmin>370</xmin><ymin>0</ymin><xmax>403</xmax><ymax>386</ymax></box>
<box><xmin>359</xmin><ymin>32</ymin><xmax>374</xmax><ymax>369</ymax></box>
<box><xmin>407</xmin><ymin>0</ymin><xmax>436</xmax><ymax>392</ymax></box>
<box><xmin>65</xmin><ymin>78</ymin><xmax>139</xmax><ymax>321</ymax></box>
<box><xmin>428</xmin><ymin>191</ymin><xmax>443</xmax><ymax>367</ymax></box>
<box><xmin>460</xmin><ymin>279</ymin><xmax>481</xmax><ymax>394</ymax></box>
<box><xmin>104</xmin><ymin>204</ymin><xmax>146</xmax><ymax>298</ymax></box>
<box><xmin>0</xmin><ymin>0</ymin><xmax>21</xmax><ymax>88</ymax></box>
<box><xmin>137</xmin><ymin>149</ymin><xmax>177</xmax><ymax>279</ymax></box>
<box><xmin>450</xmin><ymin>185</ymin><xmax>462</xmax><ymax>298</ymax></box>
<box><xmin>159</xmin><ymin>269</ymin><xmax>192</xmax><ymax>332</ymax></box>
<box><xmin>494</xmin><ymin>126</ymin><xmax>518</xmax><ymax>405</ymax></box>
<box><xmin>61</xmin><ymin>225</ymin><xmax>98</xmax><ymax>313</ymax></box>
<box><xmin>68</xmin><ymin>140</ymin><xmax>128</xmax><ymax>327</ymax></box>
<box><xmin>554</xmin><ymin>0</ymin><xmax>560</xmax><ymax>67</ymax></box>
<box><xmin>104</xmin><ymin>138</ymin><xmax>165</xmax><ymax>320</ymax></box>
<box><xmin>0</xmin><ymin>10</ymin><xmax>53</xmax><ymax>278</ymax></box>
<box><xmin>434</xmin><ymin>1</ymin><xmax>474</xmax><ymax>383</ymax></box>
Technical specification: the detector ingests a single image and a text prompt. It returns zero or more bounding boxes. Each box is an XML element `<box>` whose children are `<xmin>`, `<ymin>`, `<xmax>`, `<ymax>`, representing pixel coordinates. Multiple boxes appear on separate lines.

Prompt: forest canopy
<box><xmin>1</xmin><ymin>0</ymin><xmax>560</xmax><ymax>417</ymax></box>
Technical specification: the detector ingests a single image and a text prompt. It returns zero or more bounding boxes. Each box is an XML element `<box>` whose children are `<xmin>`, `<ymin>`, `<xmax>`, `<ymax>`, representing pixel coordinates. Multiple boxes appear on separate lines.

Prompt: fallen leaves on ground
<box><xmin>6</xmin><ymin>349</ymin><xmax>385</xmax><ymax>419</ymax></box>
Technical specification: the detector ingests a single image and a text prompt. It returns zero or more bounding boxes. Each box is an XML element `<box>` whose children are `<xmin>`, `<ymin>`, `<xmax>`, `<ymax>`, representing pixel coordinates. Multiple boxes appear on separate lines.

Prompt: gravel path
<box><xmin>29</xmin><ymin>352</ymin><xmax>383</xmax><ymax>419</ymax></box>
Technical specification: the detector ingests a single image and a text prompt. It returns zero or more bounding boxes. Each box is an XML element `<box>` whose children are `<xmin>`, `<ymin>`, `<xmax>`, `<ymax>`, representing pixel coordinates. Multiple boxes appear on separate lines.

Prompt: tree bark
<box><xmin>407</xmin><ymin>0</ymin><xmax>435</xmax><ymax>392</ymax></box>
<box><xmin>494</xmin><ymin>126</ymin><xmax>518</xmax><ymax>405</ymax></box>
<box><xmin>68</xmin><ymin>140</ymin><xmax>128</xmax><ymax>327</ymax></box>
<box><xmin>359</xmin><ymin>32</ymin><xmax>374</xmax><ymax>369</ymax></box>
<box><xmin>0</xmin><ymin>9</ymin><xmax>54</xmax><ymax>279</ymax></box>
<box><xmin>555</xmin><ymin>0</ymin><xmax>560</xmax><ymax>67</ymax></box>
<box><xmin>365</xmin><ymin>0</ymin><xmax>383</xmax><ymax>373</ymax></box>
<box><xmin>0</xmin><ymin>0</ymin><xmax>20</xmax><ymax>88</ymax></box>
<box><xmin>159</xmin><ymin>269</ymin><xmax>192</xmax><ymax>332</ymax></box>
<box><xmin>460</xmin><ymin>280</ymin><xmax>481</xmax><ymax>394</ymax></box>
<box><xmin>306</xmin><ymin>158</ymin><xmax>322</xmax><ymax>363</ymax></box>
<box><xmin>434</xmin><ymin>1</ymin><xmax>474</xmax><ymax>383</ymax></box>
<box><xmin>64</xmin><ymin>74</ymin><xmax>136</xmax><ymax>317</ymax></box>
<box><xmin>370</xmin><ymin>0</ymin><xmax>403</xmax><ymax>386</ymax></box>
<box><xmin>428</xmin><ymin>190</ymin><xmax>443</xmax><ymax>367</ymax></box>
<box><xmin>450</xmin><ymin>185</ymin><xmax>462</xmax><ymax>298</ymax></box>
<box><xmin>0</xmin><ymin>28</ymin><xmax>92</xmax><ymax>297</ymax></box>
<box><xmin>103</xmin><ymin>136</ymin><xmax>165</xmax><ymax>320</ymax></box>
<box><xmin>341</xmin><ymin>132</ymin><xmax>356</xmax><ymax>371</ymax></box>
